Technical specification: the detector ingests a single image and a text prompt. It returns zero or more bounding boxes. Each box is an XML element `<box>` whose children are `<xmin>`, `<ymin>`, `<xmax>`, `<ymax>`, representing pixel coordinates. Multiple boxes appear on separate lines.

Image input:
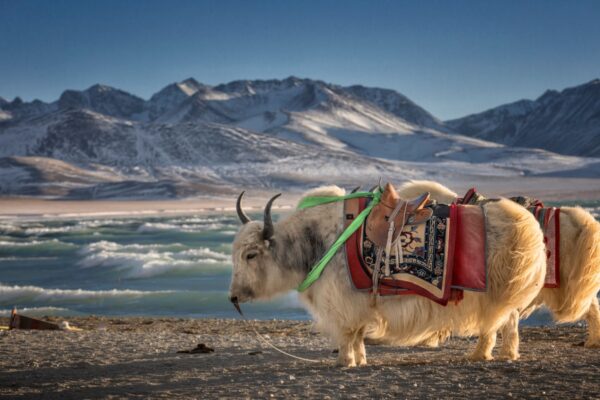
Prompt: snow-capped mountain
<box><xmin>446</xmin><ymin>79</ymin><xmax>600</xmax><ymax>157</ymax></box>
<box><xmin>58</xmin><ymin>84</ymin><xmax>146</xmax><ymax>120</ymax></box>
<box><xmin>147</xmin><ymin>78</ymin><xmax>208</xmax><ymax>120</ymax></box>
<box><xmin>343</xmin><ymin>85</ymin><xmax>444</xmax><ymax>130</ymax></box>
<box><xmin>0</xmin><ymin>97</ymin><xmax>57</xmax><ymax>122</ymax></box>
<box><xmin>1</xmin><ymin>77</ymin><xmax>598</xmax><ymax>198</ymax></box>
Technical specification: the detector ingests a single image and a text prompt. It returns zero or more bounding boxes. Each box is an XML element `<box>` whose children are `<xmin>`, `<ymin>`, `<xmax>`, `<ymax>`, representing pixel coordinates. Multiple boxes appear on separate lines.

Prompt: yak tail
<box><xmin>554</xmin><ymin>207</ymin><xmax>600</xmax><ymax>322</ymax></box>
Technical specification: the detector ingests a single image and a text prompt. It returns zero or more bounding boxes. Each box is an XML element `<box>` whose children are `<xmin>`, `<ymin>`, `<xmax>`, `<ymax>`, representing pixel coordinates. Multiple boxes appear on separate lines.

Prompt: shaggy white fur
<box><xmin>398</xmin><ymin>180</ymin><xmax>600</xmax><ymax>349</ymax></box>
<box><xmin>230</xmin><ymin>184</ymin><xmax>547</xmax><ymax>366</ymax></box>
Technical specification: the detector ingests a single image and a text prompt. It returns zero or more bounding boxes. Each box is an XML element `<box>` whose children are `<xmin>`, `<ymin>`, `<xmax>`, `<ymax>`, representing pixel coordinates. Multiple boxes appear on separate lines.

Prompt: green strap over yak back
<box><xmin>296</xmin><ymin>189</ymin><xmax>381</xmax><ymax>292</ymax></box>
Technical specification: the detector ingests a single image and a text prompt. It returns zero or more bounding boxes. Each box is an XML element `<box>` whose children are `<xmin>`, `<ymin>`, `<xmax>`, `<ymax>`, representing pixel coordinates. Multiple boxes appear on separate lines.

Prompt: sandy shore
<box><xmin>0</xmin><ymin>317</ymin><xmax>598</xmax><ymax>399</ymax></box>
<box><xmin>0</xmin><ymin>196</ymin><xmax>299</xmax><ymax>219</ymax></box>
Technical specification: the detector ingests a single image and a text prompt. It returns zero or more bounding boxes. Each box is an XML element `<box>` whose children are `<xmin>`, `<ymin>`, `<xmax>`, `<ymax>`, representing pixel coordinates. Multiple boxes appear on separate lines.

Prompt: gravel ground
<box><xmin>0</xmin><ymin>317</ymin><xmax>599</xmax><ymax>399</ymax></box>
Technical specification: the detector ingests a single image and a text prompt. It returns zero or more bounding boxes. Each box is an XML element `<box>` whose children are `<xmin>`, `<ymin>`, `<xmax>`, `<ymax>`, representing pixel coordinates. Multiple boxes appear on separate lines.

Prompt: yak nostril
<box><xmin>229</xmin><ymin>296</ymin><xmax>238</xmax><ymax>304</ymax></box>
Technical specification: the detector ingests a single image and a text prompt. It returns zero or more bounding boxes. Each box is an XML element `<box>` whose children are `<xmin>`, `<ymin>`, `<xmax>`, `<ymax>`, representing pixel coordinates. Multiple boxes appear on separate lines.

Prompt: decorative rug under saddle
<box><xmin>344</xmin><ymin>197</ymin><xmax>487</xmax><ymax>305</ymax></box>
<box><xmin>458</xmin><ymin>188</ymin><xmax>560</xmax><ymax>288</ymax></box>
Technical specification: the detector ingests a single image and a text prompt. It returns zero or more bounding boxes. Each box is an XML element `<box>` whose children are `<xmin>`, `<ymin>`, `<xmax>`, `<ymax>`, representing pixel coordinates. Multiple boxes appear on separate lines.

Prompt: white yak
<box><xmin>229</xmin><ymin>186</ymin><xmax>546</xmax><ymax>366</ymax></box>
<box><xmin>397</xmin><ymin>180</ymin><xmax>600</xmax><ymax>349</ymax></box>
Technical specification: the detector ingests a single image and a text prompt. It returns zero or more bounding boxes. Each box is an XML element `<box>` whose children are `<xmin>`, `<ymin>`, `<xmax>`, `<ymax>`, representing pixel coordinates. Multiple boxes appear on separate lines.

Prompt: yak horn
<box><xmin>236</xmin><ymin>191</ymin><xmax>251</xmax><ymax>224</ymax></box>
<box><xmin>262</xmin><ymin>193</ymin><xmax>281</xmax><ymax>240</ymax></box>
<box><xmin>350</xmin><ymin>186</ymin><xmax>361</xmax><ymax>194</ymax></box>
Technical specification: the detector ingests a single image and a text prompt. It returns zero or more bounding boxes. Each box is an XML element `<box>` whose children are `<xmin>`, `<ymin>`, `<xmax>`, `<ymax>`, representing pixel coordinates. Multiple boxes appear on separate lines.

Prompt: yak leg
<box><xmin>352</xmin><ymin>327</ymin><xmax>367</xmax><ymax>366</ymax></box>
<box><xmin>499</xmin><ymin>310</ymin><xmax>520</xmax><ymax>360</ymax></box>
<box><xmin>420</xmin><ymin>330</ymin><xmax>451</xmax><ymax>348</ymax></box>
<box><xmin>336</xmin><ymin>326</ymin><xmax>369</xmax><ymax>367</ymax></box>
<box><xmin>468</xmin><ymin>331</ymin><xmax>496</xmax><ymax>361</ymax></box>
<box><xmin>336</xmin><ymin>330</ymin><xmax>357</xmax><ymax>367</ymax></box>
<box><xmin>585</xmin><ymin>296</ymin><xmax>600</xmax><ymax>348</ymax></box>
<box><xmin>419</xmin><ymin>334</ymin><xmax>442</xmax><ymax>348</ymax></box>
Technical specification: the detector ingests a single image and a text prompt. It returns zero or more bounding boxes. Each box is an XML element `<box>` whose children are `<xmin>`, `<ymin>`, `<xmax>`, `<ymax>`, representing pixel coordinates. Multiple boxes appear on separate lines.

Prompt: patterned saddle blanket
<box><xmin>344</xmin><ymin>196</ymin><xmax>487</xmax><ymax>305</ymax></box>
<box><xmin>458</xmin><ymin>188</ymin><xmax>560</xmax><ymax>288</ymax></box>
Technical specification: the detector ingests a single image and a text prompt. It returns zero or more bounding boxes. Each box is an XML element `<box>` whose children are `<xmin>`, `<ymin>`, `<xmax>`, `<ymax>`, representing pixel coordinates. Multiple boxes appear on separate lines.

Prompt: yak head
<box><xmin>229</xmin><ymin>192</ymin><xmax>293</xmax><ymax>305</ymax></box>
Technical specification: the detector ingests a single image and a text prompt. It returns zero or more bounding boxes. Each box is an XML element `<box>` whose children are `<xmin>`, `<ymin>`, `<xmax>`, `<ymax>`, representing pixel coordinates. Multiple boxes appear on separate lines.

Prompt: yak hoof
<box><xmin>337</xmin><ymin>359</ymin><xmax>357</xmax><ymax>368</ymax></box>
<box><xmin>336</xmin><ymin>355</ymin><xmax>357</xmax><ymax>368</ymax></box>
<box><xmin>356</xmin><ymin>356</ymin><xmax>367</xmax><ymax>367</ymax></box>
<box><xmin>498</xmin><ymin>352</ymin><xmax>520</xmax><ymax>361</ymax></box>
<box><xmin>467</xmin><ymin>352</ymin><xmax>494</xmax><ymax>361</ymax></box>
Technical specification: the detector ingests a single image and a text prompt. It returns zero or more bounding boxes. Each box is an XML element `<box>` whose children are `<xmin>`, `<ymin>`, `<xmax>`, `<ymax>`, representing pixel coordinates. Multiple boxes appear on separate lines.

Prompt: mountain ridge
<box><xmin>1</xmin><ymin>77</ymin><xmax>598</xmax><ymax>198</ymax></box>
<box><xmin>446</xmin><ymin>79</ymin><xmax>600</xmax><ymax>157</ymax></box>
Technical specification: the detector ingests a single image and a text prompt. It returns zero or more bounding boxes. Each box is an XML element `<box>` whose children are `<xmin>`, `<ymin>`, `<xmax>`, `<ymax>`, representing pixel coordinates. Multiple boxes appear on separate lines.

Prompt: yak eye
<box><xmin>246</xmin><ymin>252</ymin><xmax>258</xmax><ymax>260</ymax></box>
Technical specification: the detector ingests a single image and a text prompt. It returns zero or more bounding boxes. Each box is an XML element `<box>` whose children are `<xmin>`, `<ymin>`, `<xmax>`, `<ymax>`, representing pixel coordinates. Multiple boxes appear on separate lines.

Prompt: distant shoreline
<box><xmin>0</xmin><ymin>176</ymin><xmax>599</xmax><ymax>219</ymax></box>
<box><xmin>0</xmin><ymin>196</ymin><xmax>299</xmax><ymax>219</ymax></box>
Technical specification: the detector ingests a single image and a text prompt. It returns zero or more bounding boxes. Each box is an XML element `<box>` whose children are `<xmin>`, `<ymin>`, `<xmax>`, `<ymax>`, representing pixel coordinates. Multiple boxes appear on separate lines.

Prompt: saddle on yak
<box><xmin>343</xmin><ymin>183</ymin><xmax>487</xmax><ymax>305</ymax></box>
<box><xmin>366</xmin><ymin>183</ymin><xmax>432</xmax><ymax>247</ymax></box>
<box><xmin>296</xmin><ymin>183</ymin><xmax>488</xmax><ymax>305</ymax></box>
<box><xmin>457</xmin><ymin>188</ymin><xmax>560</xmax><ymax>288</ymax></box>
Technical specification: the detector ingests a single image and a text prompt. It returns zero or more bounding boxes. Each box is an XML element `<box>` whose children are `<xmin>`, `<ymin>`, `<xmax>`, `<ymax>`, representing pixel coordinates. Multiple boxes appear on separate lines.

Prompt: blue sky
<box><xmin>1</xmin><ymin>0</ymin><xmax>599</xmax><ymax>119</ymax></box>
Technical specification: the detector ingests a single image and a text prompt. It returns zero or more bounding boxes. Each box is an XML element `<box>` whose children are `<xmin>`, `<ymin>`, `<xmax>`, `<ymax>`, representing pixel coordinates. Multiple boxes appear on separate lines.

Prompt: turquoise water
<box><xmin>0</xmin><ymin>213</ymin><xmax>305</xmax><ymax>320</ymax></box>
<box><xmin>0</xmin><ymin>202</ymin><xmax>598</xmax><ymax>323</ymax></box>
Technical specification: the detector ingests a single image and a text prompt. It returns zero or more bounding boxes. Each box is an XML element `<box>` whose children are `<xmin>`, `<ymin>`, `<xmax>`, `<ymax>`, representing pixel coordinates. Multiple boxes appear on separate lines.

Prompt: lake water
<box><xmin>1</xmin><ymin>201</ymin><xmax>598</xmax><ymax>324</ymax></box>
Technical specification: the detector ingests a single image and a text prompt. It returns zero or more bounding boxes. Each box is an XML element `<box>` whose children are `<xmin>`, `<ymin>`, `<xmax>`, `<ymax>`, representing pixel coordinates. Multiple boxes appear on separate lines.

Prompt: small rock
<box><xmin>177</xmin><ymin>343</ymin><xmax>214</xmax><ymax>354</ymax></box>
<box><xmin>248</xmin><ymin>351</ymin><xmax>263</xmax><ymax>355</ymax></box>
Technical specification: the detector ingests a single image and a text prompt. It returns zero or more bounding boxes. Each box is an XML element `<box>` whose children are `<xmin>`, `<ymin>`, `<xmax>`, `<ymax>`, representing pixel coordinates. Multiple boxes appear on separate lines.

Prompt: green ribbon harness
<box><xmin>296</xmin><ymin>189</ymin><xmax>381</xmax><ymax>292</ymax></box>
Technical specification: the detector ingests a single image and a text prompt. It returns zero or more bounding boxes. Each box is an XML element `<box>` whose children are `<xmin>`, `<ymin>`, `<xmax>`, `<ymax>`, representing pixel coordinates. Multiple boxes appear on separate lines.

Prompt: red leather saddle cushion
<box><xmin>452</xmin><ymin>205</ymin><xmax>486</xmax><ymax>291</ymax></box>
